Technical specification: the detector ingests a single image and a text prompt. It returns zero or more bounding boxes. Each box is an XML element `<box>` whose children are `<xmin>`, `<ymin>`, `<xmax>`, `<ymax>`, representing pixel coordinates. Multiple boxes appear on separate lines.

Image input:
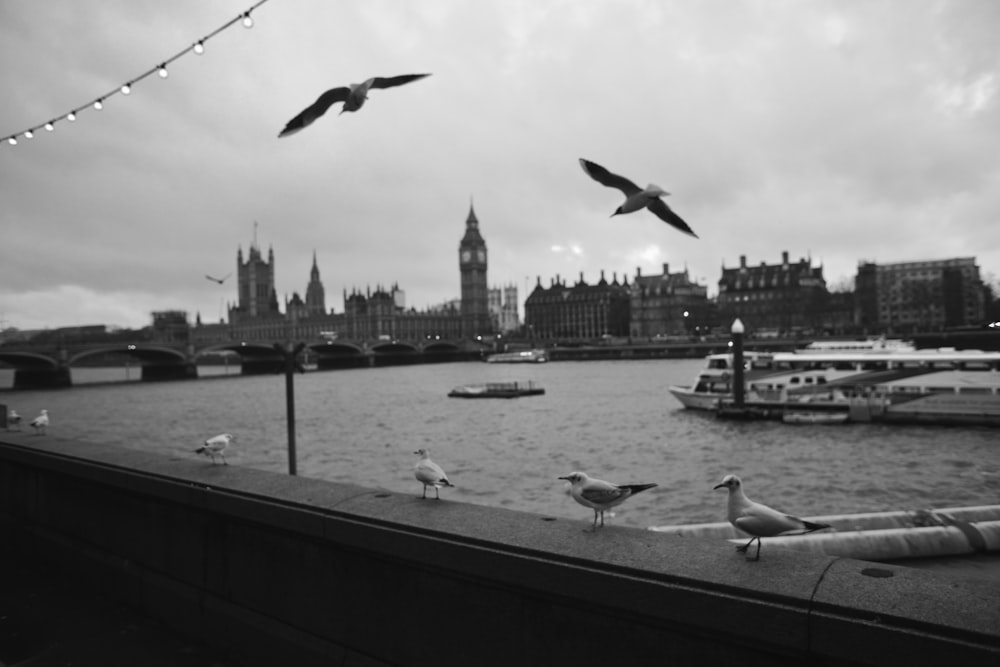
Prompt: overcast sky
<box><xmin>1</xmin><ymin>0</ymin><xmax>998</xmax><ymax>331</ymax></box>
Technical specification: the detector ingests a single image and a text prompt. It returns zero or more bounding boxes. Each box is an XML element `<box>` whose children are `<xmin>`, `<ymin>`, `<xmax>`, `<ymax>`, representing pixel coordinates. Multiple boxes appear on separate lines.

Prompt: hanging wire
<box><xmin>3</xmin><ymin>0</ymin><xmax>271</xmax><ymax>147</ymax></box>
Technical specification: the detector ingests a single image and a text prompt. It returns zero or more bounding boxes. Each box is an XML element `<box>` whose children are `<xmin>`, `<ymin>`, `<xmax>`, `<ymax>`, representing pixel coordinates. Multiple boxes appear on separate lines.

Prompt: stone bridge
<box><xmin>0</xmin><ymin>338</ymin><xmax>481</xmax><ymax>389</ymax></box>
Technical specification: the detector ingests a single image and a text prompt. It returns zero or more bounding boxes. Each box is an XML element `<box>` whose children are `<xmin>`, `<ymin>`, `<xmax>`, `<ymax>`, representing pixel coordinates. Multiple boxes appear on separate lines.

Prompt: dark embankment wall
<box><xmin>0</xmin><ymin>435</ymin><xmax>997</xmax><ymax>667</ymax></box>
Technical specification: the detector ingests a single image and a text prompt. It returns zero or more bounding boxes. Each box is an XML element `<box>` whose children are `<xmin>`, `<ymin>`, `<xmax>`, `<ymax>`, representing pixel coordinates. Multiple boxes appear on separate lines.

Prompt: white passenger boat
<box><xmin>485</xmin><ymin>349</ymin><xmax>548</xmax><ymax>364</ymax></box>
<box><xmin>667</xmin><ymin>351</ymin><xmax>774</xmax><ymax>410</ymax></box>
<box><xmin>669</xmin><ymin>340</ymin><xmax>1000</xmax><ymax>426</ymax></box>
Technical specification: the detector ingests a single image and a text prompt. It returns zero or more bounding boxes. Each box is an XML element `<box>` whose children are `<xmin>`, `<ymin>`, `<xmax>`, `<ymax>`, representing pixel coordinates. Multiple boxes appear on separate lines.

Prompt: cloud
<box><xmin>1</xmin><ymin>0</ymin><xmax>999</xmax><ymax>329</ymax></box>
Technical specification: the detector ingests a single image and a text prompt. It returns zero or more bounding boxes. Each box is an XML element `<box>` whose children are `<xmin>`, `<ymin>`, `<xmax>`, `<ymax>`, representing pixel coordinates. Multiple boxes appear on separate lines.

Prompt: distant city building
<box><xmin>458</xmin><ymin>203</ymin><xmax>492</xmax><ymax>337</ymax></box>
<box><xmin>150</xmin><ymin>311</ymin><xmax>190</xmax><ymax>343</ymax></box>
<box><xmin>206</xmin><ymin>207</ymin><xmax>498</xmax><ymax>343</ymax></box>
<box><xmin>630</xmin><ymin>263</ymin><xmax>711</xmax><ymax>338</ymax></box>
<box><xmin>304</xmin><ymin>251</ymin><xmax>327</xmax><ymax>316</ymax></box>
<box><xmin>229</xmin><ymin>242</ymin><xmax>281</xmax><ymax>323</ymax></box>
<box><xmin>855</xmin><ymin>257</ymin><xmax>985</xmax><ymax>333</ymax></box>
<box><xmin>717</xmin><ymin>251</ymin><xmax>829</xmax><ymax>335</ymax></box>
<box><xmin>489</xmin><ymin>284</ymin><xmax>520</xmax><ymax>333</ymax></box>
<box><xmin>525</xmin><ymin>271</ymin><xmax>630</xmax><ymax>339</ymax></box>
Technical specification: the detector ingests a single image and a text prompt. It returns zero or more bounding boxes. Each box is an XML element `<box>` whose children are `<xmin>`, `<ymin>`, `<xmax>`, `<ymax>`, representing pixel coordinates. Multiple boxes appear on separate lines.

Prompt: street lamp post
<box><xmin>731</xmin><ymin>318</ymin><xmax>745</xmax><ymax>407</ymax></box>
<box><xmin>274</xmin><ymin>341</ymin><xmax>306</xmax><ymax>476</ymax></box>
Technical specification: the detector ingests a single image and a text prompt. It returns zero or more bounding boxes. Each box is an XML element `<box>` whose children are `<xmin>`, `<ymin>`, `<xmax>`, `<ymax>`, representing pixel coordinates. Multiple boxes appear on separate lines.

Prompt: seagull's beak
<box><xmin>713</xmin><ymin>483</ymin><xmax>727</xmax><ymax>490</ymax></box>
<box><xmin>558</xmin><ymin>476</ymin><xmax>570</xmax><ymax>481</ymax></box>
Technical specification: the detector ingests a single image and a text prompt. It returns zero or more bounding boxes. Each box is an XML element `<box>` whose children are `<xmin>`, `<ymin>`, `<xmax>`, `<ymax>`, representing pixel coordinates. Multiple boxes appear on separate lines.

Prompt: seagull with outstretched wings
<box><xmin>205</xmin><ymin>273</ymin><xmax>231</xmax><ymax>285</ymax></box>
<box><xmin>279</xmin><ymin>73</ymin><xmax>431</xmax><ymax>138</ymax></box>
<box><xmin>579</xmin><ymin>158</ymin><xmax>698</xmax><ymax>238</ymax></box>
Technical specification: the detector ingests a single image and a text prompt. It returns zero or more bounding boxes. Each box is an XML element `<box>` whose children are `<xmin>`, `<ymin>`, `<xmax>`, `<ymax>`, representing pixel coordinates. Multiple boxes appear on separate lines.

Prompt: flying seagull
<box><xmin>413</xmin><ymin>448</ymin><xmax>455</xmax><ymax>499</ymax></box>
<box><xmin>205</xmin><ymin>272</ymin><xmax>231</xmax><ymax>285</ymax></box>
<box><xmin>558</xmin><ymin>471</ymin><xmax>658</xmax><ymax>531</ymax></box>
<box><xmin>195</xmin><ymin>433</ymin><xmax>235</xmax><ymax>465</ymax></box>
<box><xmin>578</xmin><ymin>158</ymin><xmax>698</xmax><ymax>238</ymax></box>
<box><xmin>279</xmin><ymin>73</ymin><xmax>431</xmax><ymax>138</ymax></box>
<box><xmin>30</xmin><ymin>409</ymin><xmax>49</xmax><ymax>435</ymax></box>
<box><xmin>714</xmin><ymin>474</ymin><xmax>830</xmax><ymax>561</ymax></box>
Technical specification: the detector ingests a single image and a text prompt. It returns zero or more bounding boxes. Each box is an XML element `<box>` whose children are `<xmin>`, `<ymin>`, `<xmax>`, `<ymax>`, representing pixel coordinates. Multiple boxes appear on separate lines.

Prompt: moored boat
<box><xmin>671</xmin><ymin>340</ymin><xmax>1000</xmax><ymax>426</ymax></box>
<box><xmin>781</xmin><ymin>410</ymin><xmax>850</xmax><ymax>425</ymax></box>
<box><xmin>485</xmin><ymin>349</ymin><xmax>548</xmax><ymax>364</ymax></box>
<box><xmin>448</xmin><ymin>380</ymin><xmax>545</xmax><ymax>398</ymax></box>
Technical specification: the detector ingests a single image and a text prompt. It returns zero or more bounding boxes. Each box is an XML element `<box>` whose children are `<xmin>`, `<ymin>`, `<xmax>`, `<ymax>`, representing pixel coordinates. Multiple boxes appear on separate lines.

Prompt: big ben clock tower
<box><xmin>459</xmin><ymin>202</ymin><xmax>490</xmax><ymax>337</ymax></box>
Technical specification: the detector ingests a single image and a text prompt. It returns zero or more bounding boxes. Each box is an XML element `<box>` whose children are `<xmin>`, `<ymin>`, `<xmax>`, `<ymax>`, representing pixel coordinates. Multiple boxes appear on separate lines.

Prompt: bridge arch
<box><xmin>68</xmin><ymin>344</ymin><xmax>188</xmax><ymax>367</ymax></box>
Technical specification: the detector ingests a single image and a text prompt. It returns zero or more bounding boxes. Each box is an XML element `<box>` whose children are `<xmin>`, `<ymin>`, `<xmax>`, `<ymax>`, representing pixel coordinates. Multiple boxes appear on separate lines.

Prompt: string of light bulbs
<box><xmin>3</xmin><ymin>0</ymin><xmax>271</xmax><ymax>147</ymax></box>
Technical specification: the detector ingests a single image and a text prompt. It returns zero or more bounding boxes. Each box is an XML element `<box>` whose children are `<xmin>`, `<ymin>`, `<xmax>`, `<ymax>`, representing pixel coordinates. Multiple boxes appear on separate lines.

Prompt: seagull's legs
<box><xmin>421</xmin><ymin>484</ymin><xmax>427</xmax><ymax>499</ymax></box>
<box><xmin>435</xmin><ymin>486</ymin><xmax>440</xmax><ymax>500</ymax></box>
<box><xmin>737</xmin><ymin>537</ymin><xmax>762</xmax><ymax>560</ymax></box>
<box><xmin>221</xmin><ymin>453</ymin><xmax>228</xmax><ymax>466</ymax></box>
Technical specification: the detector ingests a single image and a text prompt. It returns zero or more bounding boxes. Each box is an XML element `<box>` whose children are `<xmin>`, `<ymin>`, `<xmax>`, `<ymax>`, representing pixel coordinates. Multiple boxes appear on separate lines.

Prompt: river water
<box><xmin>2</xmin><ymin>359</ymin><xmax>998</xmax><ymax>529</ymax></box>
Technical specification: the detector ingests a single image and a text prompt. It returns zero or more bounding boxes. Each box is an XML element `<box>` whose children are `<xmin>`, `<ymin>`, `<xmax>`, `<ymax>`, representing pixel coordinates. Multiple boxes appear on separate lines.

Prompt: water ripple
<box><xmin>3</xmin><ymin>359</ymin><xmax>999</xmax><ymax>527</ymax></box>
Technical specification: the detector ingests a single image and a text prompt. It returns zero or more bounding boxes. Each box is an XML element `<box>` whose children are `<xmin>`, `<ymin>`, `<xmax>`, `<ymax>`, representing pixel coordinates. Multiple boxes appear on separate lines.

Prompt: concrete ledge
<box><xmin>2</xmin><ymin>434</ymin><xmax>998</xmax><ymax>666</ymax></box>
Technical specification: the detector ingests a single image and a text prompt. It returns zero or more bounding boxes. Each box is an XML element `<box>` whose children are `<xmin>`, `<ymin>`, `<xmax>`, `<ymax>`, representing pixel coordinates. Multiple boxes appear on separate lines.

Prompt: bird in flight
<box><xmin>714</xmin><ymin>474</ymin><xmax>830</xmax><ymax>561</ymax></box>
<box><xmin>578</xmin><ymin>158</ymin><xmax>698</xmax><ymax>238</ymax></box>
<box><xmin>278</xmin><ymin>73</ymin><xmax>432</xmax><ymax>138</ymax></box>
<box><xmin>205</xmin><ymin>273</ymin><xmax>231</xmax><ymax>285</ymax></box>
<box><xmin>559</xmin><ymin>471</ymin><xmax>657</xmax><ymax>531</ymax></box>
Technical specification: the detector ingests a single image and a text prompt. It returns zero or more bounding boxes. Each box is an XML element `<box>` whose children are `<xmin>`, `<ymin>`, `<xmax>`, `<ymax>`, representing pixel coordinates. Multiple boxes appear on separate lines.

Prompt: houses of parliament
<box><xmin>190</xmin><ymin>205</ymin><xmax>519</xmax><ymax>346</ymax></box>
<box><xmin>177</xmin><ymin>200</ymin><xmax>994</xmax><ymax>347</ymax></box>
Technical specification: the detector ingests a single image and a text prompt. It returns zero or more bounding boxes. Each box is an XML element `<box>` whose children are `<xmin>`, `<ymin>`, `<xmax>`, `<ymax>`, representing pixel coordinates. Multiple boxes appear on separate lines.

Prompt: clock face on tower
<box><xmin>476</xmin><ymin>250</ymin><xmax>486</xmax><ymax>262</ymax></box>
<box><xmin>461</xmin><ymin>250</ymin><xmax>471</xmax><ymax>262</ymax></box>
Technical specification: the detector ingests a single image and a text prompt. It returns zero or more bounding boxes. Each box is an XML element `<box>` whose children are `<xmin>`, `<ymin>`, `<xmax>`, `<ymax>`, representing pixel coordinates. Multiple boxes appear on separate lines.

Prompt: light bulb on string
<box><xmin>1</xmin><ymin>0</ymin><xmax>272</xmax><ymax>146</ymax></box>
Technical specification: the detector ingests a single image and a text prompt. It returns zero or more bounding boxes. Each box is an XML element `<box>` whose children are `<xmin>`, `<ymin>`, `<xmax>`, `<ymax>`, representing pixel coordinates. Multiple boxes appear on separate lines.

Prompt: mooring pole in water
<box><xmin>274</xmin><ymin>342</ymin><xmax>306</xmax><ymax>476</ymax></box>
<box><xmin>731</xmin><ymin>318</ymin><xmax>745</xmax><ymax>407</ymax></box>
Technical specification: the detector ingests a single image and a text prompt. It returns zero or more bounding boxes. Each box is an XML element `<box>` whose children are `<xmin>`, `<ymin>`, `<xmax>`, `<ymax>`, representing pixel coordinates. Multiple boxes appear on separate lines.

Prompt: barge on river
<box><xmin>484</xmin><ymin>349</ymin><xmax>548</xmax><ymax>364</ymax></box>
<box><xmin>669</xmin><ymin>339</ymin><xmax>1000</xmax><ymax>426</ymax></box>
<box><xmin>448</xmin><ymin>380</ymin><xmax>545</xmax><ymax>399</ymax></box>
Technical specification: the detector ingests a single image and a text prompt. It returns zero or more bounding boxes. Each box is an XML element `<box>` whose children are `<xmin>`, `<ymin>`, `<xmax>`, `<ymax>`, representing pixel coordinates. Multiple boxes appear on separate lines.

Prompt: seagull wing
<box><xmin>734</xmin><ymin>502</ymin><xmax>809</xmax><ymax>537</ymax></box>
<box><xmin>580</xmin><ymin>481</ymin><xmax>628</xmax><ymax>505</ymax></box>
<box><xmin>579</xmin><ymin>159</ymin><xmax>641</xmax><ymax>196</ymax></box>
<box><xmin>646</xmin><ymin>197</ymin><xmax>699</xmax><ymax>238</ymax></box>
<box><xmin>369</xmin><ymin>73</ymin><xmax>431</xmax><ymax>90</ymax></box>
<box><xmin>278</xmin><ymin>86</ymin><xmax>352</xmax><ymax>137</ymax></box>
<box><xmin>415</xmin><ymin>460</ymin><xmax>448</xmax><ymax>485</ymax></box>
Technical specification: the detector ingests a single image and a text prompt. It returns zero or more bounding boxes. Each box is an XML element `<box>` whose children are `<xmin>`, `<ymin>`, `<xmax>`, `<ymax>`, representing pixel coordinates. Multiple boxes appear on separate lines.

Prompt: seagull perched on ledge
<box><xmin>714</xmin><ymin>474</ymin><xmax>830</xmax><ymax>561</ymax></box>
<box><xmin>414</xmin><ymin>448</ymin><xmax>454</xmax><ymax>499</ymax></box>
<box><xmin>195</xmin><ymin>433</ymin><xmax>234</xmax><ymax>465</ymax></box>
<box><xmin>7</xmin><ymin>408</ymin><xmax>22</xmax><ymax>431</ymax></box>
<box><xmin>559</xmin><ymin>471</ymin><xmax>658</xmax><ymax>531</ymax></box>
<box><xmin>279</xmin><ymin>73</ymin><xmax>431</xmax><ymax>137</ymax></box>
<box><xmin>29</xmin><ymin>409</ymin><xmax>48</xmax><ymax>435</ymax></box>
<box><xmin>578</xmin><ymin>158</ymin><xmax>698</xmax><ymax>238</ymax></box>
